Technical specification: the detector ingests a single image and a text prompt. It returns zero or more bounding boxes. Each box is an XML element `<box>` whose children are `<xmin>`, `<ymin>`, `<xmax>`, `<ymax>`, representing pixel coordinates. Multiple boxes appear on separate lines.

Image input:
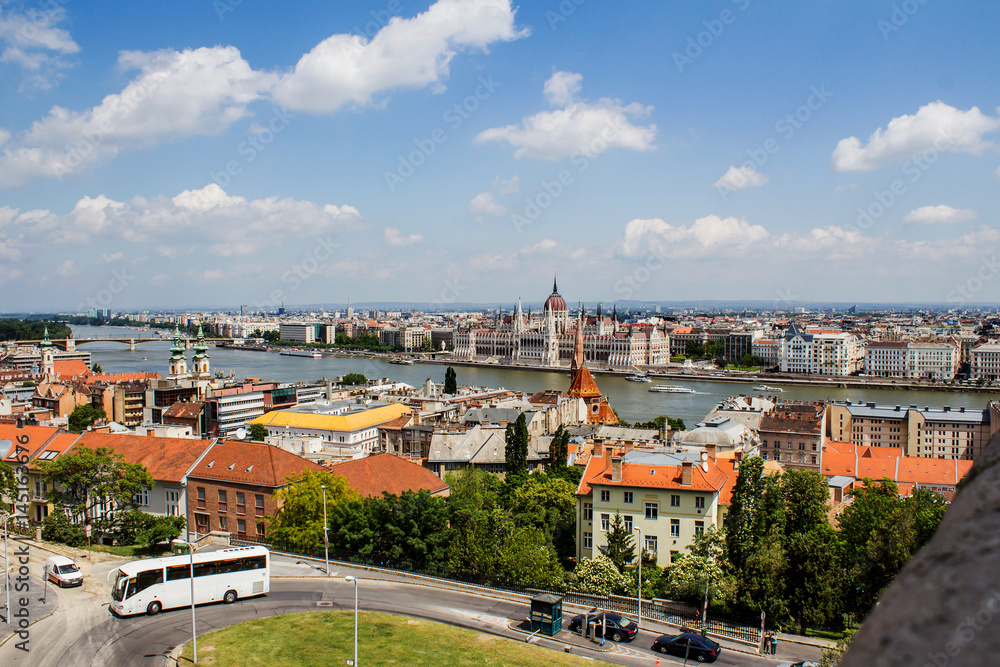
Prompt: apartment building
<box><xmin>971</xmin><ymin>342</ymin><xmax>1000</xmax><ymax>380</ymax></box>
<box><xmin>759</xmin><ymin>402</ymin><xmax>826</xmax><ymax>470</ymax></box>
<box><xmin>827</xmin><ymin>401</ymin><xmax>999</xmax><ymax>460</ymax></box>
<box><xmin>249</xmin><ymin>400</ymin><xmax>412</xmax><ymax>454</ymax></box>
<box><xmin>865</xmin><ymin>341</ymin><xmax>958</xmax><ymax>380</ymax></box>
<box><xmin>576</xmin><ymin>449</ymin><xmax>728</xmax><ymax>568</ymax></box>
<box><xmin>778</xmin><ymin>324</ymin><xmax>863</xmax><ymax>375</ymax></box>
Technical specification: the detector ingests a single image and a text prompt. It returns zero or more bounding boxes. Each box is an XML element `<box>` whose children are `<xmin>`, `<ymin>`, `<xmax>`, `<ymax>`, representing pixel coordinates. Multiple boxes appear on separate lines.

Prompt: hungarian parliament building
<box><xmin>451</xmin><ymin>279</ymin><xmax>670</xmax><ymax>369</ymax></box>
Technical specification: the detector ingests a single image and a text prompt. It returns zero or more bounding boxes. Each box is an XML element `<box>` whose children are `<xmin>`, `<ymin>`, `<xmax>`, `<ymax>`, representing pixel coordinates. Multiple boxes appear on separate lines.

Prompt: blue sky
<box><xmin>1</xmin><ymin>0</ymin><xmax>999</xmax><ymax>311</ymax></box>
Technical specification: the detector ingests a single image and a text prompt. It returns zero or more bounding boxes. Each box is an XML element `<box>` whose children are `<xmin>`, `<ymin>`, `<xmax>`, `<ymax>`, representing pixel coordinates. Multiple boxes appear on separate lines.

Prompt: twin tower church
<box><xmin>167</xmin><ymin>325</ymin><xmax>212</xmax><ymax>378</ymax></box>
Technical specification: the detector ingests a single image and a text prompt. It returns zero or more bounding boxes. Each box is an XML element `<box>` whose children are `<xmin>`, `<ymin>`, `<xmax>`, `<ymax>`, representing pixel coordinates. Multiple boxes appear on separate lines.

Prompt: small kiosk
<box><xmin>529</xmin><ymin>593</ymin><xmax>564</xmax><ymax>637</ymax></box>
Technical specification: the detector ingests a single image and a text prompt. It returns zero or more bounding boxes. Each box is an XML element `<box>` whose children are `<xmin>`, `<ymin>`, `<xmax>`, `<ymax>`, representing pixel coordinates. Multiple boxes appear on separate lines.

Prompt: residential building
<box><xmin>778</xmin><ymin>324</ymin><xmax>863</xmax><ymax>375</ymax></box>
<box><xmin>426</xmin><ymin>423</ymin><xmax>550</xmax><ymax>478</ymax></box>
<box><xmin>971</xmin><ymin>342</ymin><xmax>1000</xmax><ymax>380</ymax></box>
<box><xmin>821</xmin><ymin>440</ymin><xmax>974</xmax><ymax>500</ymax></box>
<box><xmin>865</xmin><ymin>341</ymin><xmax>958</xmax><ymax>380</ymax></box>
<box><xmin>249</xmin><ymin>400</ymin><xmax>412</xmax><ymax>455</ymax></box>
<box><xmin>187</xmin><ymin>439</ymin><xmax>324</xmax><ymax>541</ymax></box>
<box><xmin>205</xmin><ymin>390</ymin><xmax>265</xmax><ymax>437</ymax></box>
<box><xmin>758</xmin><ymin>402</ymin><xmax>826</xmax><ymax>470</ymax></box>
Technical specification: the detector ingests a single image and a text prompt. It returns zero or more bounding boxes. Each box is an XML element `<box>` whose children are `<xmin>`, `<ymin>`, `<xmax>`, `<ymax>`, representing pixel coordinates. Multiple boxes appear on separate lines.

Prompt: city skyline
<box><xmin>1</xmin><ymin>1</ymin><xmax>999</xmax><ymax>310</ymax></box>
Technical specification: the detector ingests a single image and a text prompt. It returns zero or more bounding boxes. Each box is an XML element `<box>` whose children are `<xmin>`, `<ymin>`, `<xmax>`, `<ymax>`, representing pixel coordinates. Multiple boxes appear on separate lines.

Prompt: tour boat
<box><xmin>649</xmin><ymin>385</ymin><xmax>695</xmax><ymax>394</ymax></box>
<box><xmin>625</xmin><ymin>374</ymin><xmax>651</xmax><ymax>382</ymax></box>
<box><xmin>280</xmin><ymin>349</ymin><xmax>322</xmax><ymax>358</ymax></box>
<box><xmin>753</xmin><ymin>385</ymin><xmax>783</xmax><ymax>392</ymax></box>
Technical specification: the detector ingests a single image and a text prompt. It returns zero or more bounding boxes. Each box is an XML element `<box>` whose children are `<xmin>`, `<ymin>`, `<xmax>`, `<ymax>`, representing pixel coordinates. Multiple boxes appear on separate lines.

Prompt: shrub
<box><xmin>42</xmin><ymin>512</ymin><xmax>86</xmax><ymax>547</ymax></box>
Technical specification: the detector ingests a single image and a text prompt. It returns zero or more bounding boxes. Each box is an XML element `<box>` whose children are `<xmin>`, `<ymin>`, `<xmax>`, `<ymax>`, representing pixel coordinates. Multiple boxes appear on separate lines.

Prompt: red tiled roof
<box><xmin>163</xmin><ymin>402</ymin><xmax>204</xmax><ymax>420</ymax></box>
<box><xmin>53</xmin><ymin>359</ymin><xmax>91</xmax><ymax>380</ymax></box>
<box><xmin>189</xmin><ymin>439</ymin><xmax>324</xmax><ymax>487</ymax></box>
<box><xmin>567</xmin><ymin>365</ymin><xmax>602</xmax><ymax>398</ymax></box>
<box><xmin>0</xmin><ymin>424</ymin><xmax>77</xmax><ymax>463</ymax></box>
<box><xmin>330</xmin><ymin>452</ymin><xmax>449</xmax><ymax>498</ymax></box>
<box><xmin>72</xmin><ymin>433</ymin><xmax>214</xmax><ymax>482</ymax></box>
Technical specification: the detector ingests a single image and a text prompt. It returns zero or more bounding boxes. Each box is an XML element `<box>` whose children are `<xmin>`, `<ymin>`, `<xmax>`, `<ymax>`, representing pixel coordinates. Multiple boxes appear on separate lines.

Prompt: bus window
<box><xmin>242</xmin><ymin>556</ymin><xmax>266</xmax><ymax>570</ymax></box>
<box><xmin>135</xmin><ymin>568</ymin><xmax>163</xmax><ymax>595</ymax></box>
<box><xmin>125</xmin><ymin>577</ymin><xmax>137</xmax><ymax>599</ymax></box>
<box><xmin>217</xmin><ymin>559</ymin><xmax>241</xmax><ymax>574</ymax></box>
<box><xmin>193</xmin><ymin>561</ymin><xmax>218</xmax><ymax>578</ymax></box>
<box><xmin>166</xmin><ymin>565</ymin><xmax>190</xmax><ymax>581</ymax></box>
<box><xmin>112</xmin><ymin>571</ymin><xmax>129</xmax><ymax>601</ymax></box>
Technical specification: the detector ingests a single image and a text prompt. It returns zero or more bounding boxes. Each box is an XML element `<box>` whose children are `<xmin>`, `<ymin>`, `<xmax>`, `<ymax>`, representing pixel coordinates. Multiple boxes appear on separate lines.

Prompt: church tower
<box><xmin>192</xmin><ymin>325</ymin><xmax>210</xmax><ymax>377</ymax></box>
<box><xmin>40</xmin><ymin>327</ymin><xmax>55</xmax><ymax>380</ymax></box>
<box><xmin>168</xmin><ymin>325</ymin><xmax>188</xmax><ymax>377</ymax></box>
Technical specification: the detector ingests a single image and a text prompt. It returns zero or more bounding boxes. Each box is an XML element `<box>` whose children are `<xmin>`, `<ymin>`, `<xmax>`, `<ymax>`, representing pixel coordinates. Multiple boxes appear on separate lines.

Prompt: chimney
<box><xmin>734</xmin><ymin>450</ymin><xmax>744</xmax><ymax>463</ymax></box>
<box><xmin>705</xmin><ymin>443</ymin><xmax>717</xmax><ymax>460</ymax></box>
<box><xmin>681</xmin><ymin>461</ymin><xmax>693</xmax><ymax>486</ymax></box>
<box><xmin>612</xmin><ymin>456</ymin><xmax>623</xmax><ymax>482</ymax></box>
<box><xmin>594</xmin><ymin>442</ymin><xmax>604</xmax><ymax>458</ymax></box>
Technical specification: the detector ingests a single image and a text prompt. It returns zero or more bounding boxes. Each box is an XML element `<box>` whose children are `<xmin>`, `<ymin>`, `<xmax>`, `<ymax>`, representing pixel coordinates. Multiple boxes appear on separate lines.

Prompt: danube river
<box><xmin>71</xmin><ymin>325</ymin><xmax>999</xmax><ymax>426</ymax></box>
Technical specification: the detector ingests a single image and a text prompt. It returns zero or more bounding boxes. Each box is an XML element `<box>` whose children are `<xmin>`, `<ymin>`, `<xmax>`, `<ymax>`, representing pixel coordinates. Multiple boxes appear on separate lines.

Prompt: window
<box><xmin>431</xmin><ymin>462</ymin><xmax>441</xmax><ymax>475</ymax></box>
<box><xmin>195</xmin><ymin>513</ymin><xmax>209</xmax><ymax>532</ymax></box>
<box><xmin>196</xmin><ymin>487</ymin><xmax>206</xmax><ymax>510</ymax></box>
<box><xmin>166</xmin><ymin>564</ymin><xmax>191</xmax><ymax>581</ymax></box>
<box><xmin>583</xmin><ymin>503</ymin><xmax>593</xmax><ymax>521</ymax></box>
<box><xmin>670</xmin><ymin>494</ymin><xmax>680</xmax><ymax>507</ymax></box>
<box><xmin>695</xmin><ymin>520</ymin><xmax>704</xmax><ymax>536</ymax></box>
<box><xmin>256</xmin><ymin>522</ymin><xmax>266</xmax><ymax>538</ymax></box>
<box><xmin>193</xmin><ymin>561</ymin><xmax>218</xmax><ymax>578</ymax></box>
<box><xmin>218</xmin><ymin>490</ymin><xmax>228</xmax><ymax>512</ymax></box>
<box><xmin>812</xmin><ymin>442</ymin><xmax>818</xmax><ymax>451</ymax></box>
<box><xmin>623</xmin><ymin>491</ymin><xmax>633</xmax><ymax>504</ymax></box>
<box><xmin>237</xmin><ymin>518</ymin><xmax>246</xmax><ymax>536</ymax></box>
<box><xmin>219</xmin><ymin>516</ymin><xmax>228</xmax><ymax>531</ymax></box>
<box><xmin>600</xmin><ymin>490</ymin><xmax>610</xmax><ymax>502</ymax></box>
<box><xmin>645</xmin><ymin>535</ymin><xmax>657</xmax><ymax>553</ymax></box>
<box><xmin>811</xmin><ymin>455</ymin><xmax>818</xmax><ymax>464</ymax></box>
<box><xmin>134</xmin><ymin>488</ymin><xmax>149</xmax><ymax>506</ymax></box>
<box><xmin>255</xmin><ymin>494</ymin><xmax>265</xmax><ymax>517</ymax></box>
<box><xmin>695</xmin><ymin>496</ymin><xmax>705</xmax><ymax>509</ymax></box>
<box><xmin>135</xmin><ymin>568</ymin><xmax>163</xmax><ymax>595</ymax></box>
<box><xmin>670</xmin><ymin>519</ymin><xmax>680</xmax><ymax>537</ymax></box>
<box><xmin>645</xmin><ymin>503</ymin><xmax>658</xmax><ymax>520</ymax></box>
<box><xmin>623</xmin><ymin>515</ymin><xmax>633</xmax><ymax>532</ymax></box>
<box><xmin>583</xmin><ymin>532</ymin><xmax>593</xmax><ymax>549</ymax></box>
<box><xmin>787</xmin><ymin>442</ymin><xmax>792</xmax><ymax>449</ymax></box>
<box><xmin>799</xmin><ymin>442</ymin><xmax>806</xmax><ymax>451</ymax></box>
<box><xmin>670</xmin><ymin>550</ymin><xmax>679</xmax><ymax>563</ymax></box>
<box><xmin>236</xmin><ymin>492</ymin><xmax>246</xmax><ymax>515</ymax></box>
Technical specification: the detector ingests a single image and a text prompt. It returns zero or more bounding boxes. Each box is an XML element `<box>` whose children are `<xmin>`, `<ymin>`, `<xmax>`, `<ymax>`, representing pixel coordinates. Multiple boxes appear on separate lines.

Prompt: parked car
<box><xmin>45</xmin><ymin>555</ymin><xmax>83</xmax><ymax>588</ymax></box>
<box><xmin>566</xmin><ymin>612</ymin><xmax>639</xmax><ymax>642</ymax></box>
<box><xmin>651</xmin><ymin>632</ymin><xmax>722</xmax><ymax>662</ymax></box>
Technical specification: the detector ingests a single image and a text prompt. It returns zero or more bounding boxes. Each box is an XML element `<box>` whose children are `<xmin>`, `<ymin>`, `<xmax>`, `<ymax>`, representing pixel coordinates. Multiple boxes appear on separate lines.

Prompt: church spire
<box><xmin>553</xmin><ymin>274</ymin><xmax>558</xmax><ymax>294</ymax></box>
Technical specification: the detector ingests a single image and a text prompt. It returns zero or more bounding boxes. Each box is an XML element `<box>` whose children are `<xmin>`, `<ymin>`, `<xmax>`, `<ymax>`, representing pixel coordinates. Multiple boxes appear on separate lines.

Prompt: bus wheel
<box><xmin>146</xmin><ymin>601</ymin><xmax>161</xmax><ymax>616</ymax></box>
<box><xmin>223</xmin><ymin>590</ymin><xmax>237</xmax><ymax>604</ymax></box>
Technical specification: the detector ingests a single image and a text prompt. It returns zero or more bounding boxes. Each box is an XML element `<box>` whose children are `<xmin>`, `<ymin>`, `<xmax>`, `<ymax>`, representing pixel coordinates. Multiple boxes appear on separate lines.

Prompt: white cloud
<box><xmin>272</xmin><ymin>0</ymin><xmax>526</xmax><ymax>113</ymax></box>
<box><xmin>834</xmin><ymin>183</ymin><xmax>860</xmax><ymax>194</ymax></box>
<box><xmin>475</xmin><ymin>72</ymin><xmax>657</xmax><ymax>160</ymax></box>
<box><xmin>995</xmin><ymin>165</ymin><xmax>1000</xmax><ymax>179</ymax></box>
<box><xmin>0</xmin><ymin>6</ymin><xmax>80</xmax><ymax>90</ymax></box>
<box><xmin>56</xmin><ymin>259</ymin><xmax>76</xmax><ymax>277</ymax></box>
<box><xmin>0</xmin><ymin>46</ymin><xmax>275</xmax><ymax>187</ymax></box>
<box><xmin>468</xmin><ymin>191</ymin><xmax>507</xmax><ymax>221</ymax></box>
<box><xmin>903</xmin><ymin>205</ymin><xmax>978</xmax><ymax>225</ymax></box>
<box><xmin>713</xmin><ymin>165</ymin><xmax>769</xmax><ymax>193</ymax></box>
<box><xmin>493</xmin><ymin>174</ymin><xmax>519</xmax><ymax>194</ymax></box>
<box><xmin>97</xmin><ymin>252</ymin><xmax>124</xmax><ymax>264</ymax></box>
<box><xmin>523</xmin><ymin>239</ymin><xmax>559</xmax><ymax>254</ymax></box>
<box><xmin>543</xmin><ymin>71</ymin><xmax>582</xmax><ymax>106</ymax></box>
<box><xmin>831</xmin><ymin>101</ymin><xmax>1000</xmax><ymax>172</ymax></box>
<box><xmin>620</xmin><ymin>215</ymin><xmax>770</xmax><ymax>259</ymax></box>
<box><xmin>384</xmin><ymin>227</ymin><xmax>423</xmax><ymax>246</ymax></box>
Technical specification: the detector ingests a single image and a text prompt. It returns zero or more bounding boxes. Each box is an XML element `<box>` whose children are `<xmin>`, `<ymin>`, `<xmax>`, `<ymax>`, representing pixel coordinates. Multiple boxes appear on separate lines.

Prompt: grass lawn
<box><xmin>90</xmin><ymin>543</ymin><xmax>175</xmax><ymax>559</ymax></box>
<box><xmin>179</xmin><ymin>611</ymin><xmax>611</xmax><ymax>666</ymax></box>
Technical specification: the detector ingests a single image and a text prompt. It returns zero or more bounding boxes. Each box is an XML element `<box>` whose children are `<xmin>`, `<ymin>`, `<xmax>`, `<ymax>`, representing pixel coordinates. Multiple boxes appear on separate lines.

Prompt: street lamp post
<box><xmin>321</xmin><ymin>485</ymin><xmax>329</xmax><ymax>576</ymax></box>
<box><xmin>344</xmin><ymin>576</ymin><xmax>358</xmax><ymax>666</ymax></box>
<box><xmin>173</xmin><ymin>539</ymin><xmax>198</xmax><ymax>664</ymax></box>
<box><xmin>633</xmin><ymin>525</ymin><xmax>642</xmax><ymax>625</ymax></box>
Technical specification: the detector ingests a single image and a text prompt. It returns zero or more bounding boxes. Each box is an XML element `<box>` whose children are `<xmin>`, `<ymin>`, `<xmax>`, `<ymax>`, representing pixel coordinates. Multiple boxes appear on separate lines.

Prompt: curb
<box><xmin>505</xmin><ymin>621</ymin><xmax>615</xmax><ymax>653</ymax></box>
<box><xmin>0</xmin><ymin>607</ymin><xmax>59</xmax><ymax>650</ymax></box>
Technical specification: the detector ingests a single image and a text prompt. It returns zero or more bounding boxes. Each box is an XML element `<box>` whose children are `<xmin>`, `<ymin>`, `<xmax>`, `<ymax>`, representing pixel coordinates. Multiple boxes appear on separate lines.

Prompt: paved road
<box><xmin>1</xmin><ymin>554</ymin><xmax>810</xmax><ymax>666</ymax></box>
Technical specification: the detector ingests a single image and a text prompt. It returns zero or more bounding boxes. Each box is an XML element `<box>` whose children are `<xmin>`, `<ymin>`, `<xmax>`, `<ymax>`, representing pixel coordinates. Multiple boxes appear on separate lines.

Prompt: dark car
<box><xmin>566</xmin><ymin>612</ymin><xmax>639</xmax><ymax>642</ymax></box>
<box><xmin>651</xmin><ymin>632</ymin><xmax>722</xmax><ymax>663</ymax></box>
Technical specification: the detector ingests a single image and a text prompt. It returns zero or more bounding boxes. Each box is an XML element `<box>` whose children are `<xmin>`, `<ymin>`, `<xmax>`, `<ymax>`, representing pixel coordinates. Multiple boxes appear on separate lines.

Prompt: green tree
<box><xmin>782</xmin><ymin>468</ymin><xmax>829</xmax><ymax>537</ymax></box>
<box><xmin>91</xmin><ymin>363</ymin><xmax>103</xmax><ymax>374</ymax></box>
<box><xmin>138</xmin><ymin>515</ymin><xmax>187</xmax><ymax>550</ymax></box>
<box><xmin>504</xmin><ymin>413</ymin><xmax>529</xmax><ymax>477</ymax></box>
<box><xmin>573</xmin><ymin>554</ymin><xmax>630</xmax><ymax>596</ymax></box>
<box><xmin>445</xmin><ymin>466</ymin><xmax>502</xmax><ymax>531</ymax></box>
<box><xmin>341</xmin><ymin>373</ymin><xmax>367</xmax><ymax>386</ymax></box>
<box><xmin>269</xmin><ymin>470</ymin><xmax>359</xmax><ymax>554</ymax></box>
<box><xmin>507</xmin><ymin>474</ymin><xmax>577</xmax><ymax>561</ymax></box>
<box><xmin>365</xmin><ymin>490</ymin><xmax>454</xmax><ymax>574</ymax></box>
<box><xmin>38</xmin><ymin>446</ymin><xmax>154</xmax><ymax>527</ymax></box>
<box><xmin>41</xmin><ymin>512</ymin><xmax>86</xmax><ymax>547</ymax></box>
<box><xmin>665</xmin><ymin>554</ymin><xmax>735</xmax><ymax>607</ymax></box>
<box><xmin>67</xmin><ymin>404</ymin><xmax>107</xmax><ymax>433</ymax></box>
<box><xmin>601</xmin><ymin>513</ymin><xmax>636</xmax><ymax>573</ymax></box>
<box><xmin>736</xmin><ymin>525</ymin><xmax>789</xmax><ymax>626</ymax></box>
<box><xmin>785</xmin><ymin>525</ymin><xmax>843</xmax><ymax>635</ymax></box>
<box><xmin>724</xmin><ymin>456</ymin><xmax>767</xmax><ymax>573</ymax></box>
<box><xmin>444</xmin><ymin>367</ymin><xmax>457</xmax><ymax>394</ymax></box>
<box><xmin>248</xmin><ymin>423</ymin><xmax>269</xmax><ymax>442</ymax></box>
<box><xmin>548</xmin><ymin>425</ymin><xmax>570</xmax><ymax>469</ymax></box>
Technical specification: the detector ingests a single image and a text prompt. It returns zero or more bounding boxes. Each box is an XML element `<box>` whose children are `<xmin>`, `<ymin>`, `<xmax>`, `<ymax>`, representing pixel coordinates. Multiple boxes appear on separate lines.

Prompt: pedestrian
<box><xmin>770</xmin><ymin>632</ymin><xmax>778</xmax><ymax>655</ymax></box>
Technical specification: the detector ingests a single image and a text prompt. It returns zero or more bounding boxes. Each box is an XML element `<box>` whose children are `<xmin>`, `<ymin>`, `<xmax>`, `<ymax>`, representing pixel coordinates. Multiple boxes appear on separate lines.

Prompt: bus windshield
<box><xmin>111</xmin><ymin>571</ymin><xmax>131</xmax><ymax>601</ymax></box>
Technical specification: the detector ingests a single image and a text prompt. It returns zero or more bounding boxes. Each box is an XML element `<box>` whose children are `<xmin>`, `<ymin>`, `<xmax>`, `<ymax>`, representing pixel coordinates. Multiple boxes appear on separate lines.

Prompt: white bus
<box><xmin>110</xmin><ymin>545</ymin><xmax>270</xmax><ymax>616</ymax></box>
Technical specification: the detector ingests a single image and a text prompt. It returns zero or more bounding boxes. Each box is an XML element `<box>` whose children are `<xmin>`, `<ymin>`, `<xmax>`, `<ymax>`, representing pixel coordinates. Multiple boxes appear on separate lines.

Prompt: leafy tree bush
<box><xmin>341</xmin><ymin>373</ymin><xmax>367</xmax><ymax>386</ymax></box>
<box><xmin>573</xmin><ymin>555</ymin><xmax>630</xmax><ymax>596</ymax></box>
<box><xmin>249</xmin><ymin>423</ymin><xmax>269</xmax><ymax>442</ymax></box>
<box><xmin>42</xmin><ymin>512</ymin><xmax>86</xmax><ymax>547</ymax></box>
<box><xmin>444</xmin><ymin>367</ymin><xmax>457</xmax><ymax>394</ymax></box>
<box><xmin>67</xmin><ymin>404</ymin><xmax>107</xmax><ymax>433</ymax></box>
